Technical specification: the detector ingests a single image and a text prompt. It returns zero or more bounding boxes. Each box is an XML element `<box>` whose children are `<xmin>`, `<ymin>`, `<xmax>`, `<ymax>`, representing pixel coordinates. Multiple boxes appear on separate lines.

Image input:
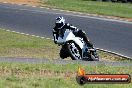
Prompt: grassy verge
<box><xmin>0</xmin><ymin>62</ymin><xmax>131</xmax><ymax>88</ymax></box>
<box><xmin>0</xmin><ymin>29</ymin><xmax>131</xmax><ymax>87</ymax></box>
<box><xmin>40</xmin><ymin>0</ymin><xmax>132</xmax><ymax>18</ymax></box>
<box><xmin>0</xmin><ymin>29</ymin><xmax>60</xmax><ymax>59</ymax></box>
<box><xmin>0</xmin><ymin>28</ymin><xmax>131</xmax><ymax>61</ymax></box>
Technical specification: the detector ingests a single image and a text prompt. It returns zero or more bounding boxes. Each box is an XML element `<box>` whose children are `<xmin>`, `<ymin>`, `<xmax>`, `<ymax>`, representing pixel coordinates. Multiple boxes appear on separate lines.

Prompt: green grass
<box><xmin>0</xmin><ymin>62</ymin><xmax>131</xmax><ymax>88</ymax></box>
<box><xmin>0</xmin><ymin>28</ymin><xmax>132</xmax><ymax>87</ymax></box>
<box><xmin>0</xmin><ymin>28</ymin><xmax>131</xmax><ymax>61</ymax></box>
<box><xmin>0</xmin><ymin>29</ymin><xmax>60</xmax><ymax>59</ymax></box>
<box><xmin>40</xmin><ymin>0</ymin><xmax>132</xmax><ymax>18</ymax></box>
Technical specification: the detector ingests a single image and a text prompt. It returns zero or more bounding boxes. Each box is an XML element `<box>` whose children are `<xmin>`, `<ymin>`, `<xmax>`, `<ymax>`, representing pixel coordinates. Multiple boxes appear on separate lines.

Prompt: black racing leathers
<box><xmin>53</xmin><ymin>23</ymin><xmax>93</xmax><ymax>48</ymax></box>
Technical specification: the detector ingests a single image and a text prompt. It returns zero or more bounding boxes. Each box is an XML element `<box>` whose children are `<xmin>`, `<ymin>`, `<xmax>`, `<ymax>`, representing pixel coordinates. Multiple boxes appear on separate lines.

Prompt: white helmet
<box><xmin>55</xmin><ymin>16</ymin><xmax>65</xmax><ymax>28</ymax></box>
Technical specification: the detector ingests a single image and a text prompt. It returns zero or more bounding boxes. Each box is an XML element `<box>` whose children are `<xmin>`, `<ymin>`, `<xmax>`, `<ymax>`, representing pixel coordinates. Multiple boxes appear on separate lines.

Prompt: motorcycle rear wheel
<box><xmin>91</xmin><ymin>54</ymin><xmax>99</xmax><ymax>61</ymax></box>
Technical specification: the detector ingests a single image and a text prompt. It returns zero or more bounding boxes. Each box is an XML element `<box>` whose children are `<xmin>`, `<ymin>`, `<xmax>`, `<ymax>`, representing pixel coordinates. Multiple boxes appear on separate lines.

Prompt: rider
<box><xmin>53</xmin><ymin>16</ymin><xmax>95</xmax><ymax>50</ymax></box>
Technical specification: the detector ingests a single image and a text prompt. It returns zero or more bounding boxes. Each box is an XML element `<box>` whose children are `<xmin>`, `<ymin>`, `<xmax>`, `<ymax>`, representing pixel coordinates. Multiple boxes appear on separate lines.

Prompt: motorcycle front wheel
<box><xmin>67</xmin><ymin>42</ymin><xmax>82</xmax><ymax>60</ymax></box>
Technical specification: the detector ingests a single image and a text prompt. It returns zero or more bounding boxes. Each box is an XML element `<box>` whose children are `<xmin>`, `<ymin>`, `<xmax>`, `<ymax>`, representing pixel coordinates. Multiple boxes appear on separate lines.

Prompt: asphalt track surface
<box><xmin>0</xmin><ymin>3</ymin><xmax>132</xmax><ymax>59</ymax></box>
<box><xmin>0</xmin><ymin>57</ymin><xmax>132</xmax><ymax>66</ymax></box>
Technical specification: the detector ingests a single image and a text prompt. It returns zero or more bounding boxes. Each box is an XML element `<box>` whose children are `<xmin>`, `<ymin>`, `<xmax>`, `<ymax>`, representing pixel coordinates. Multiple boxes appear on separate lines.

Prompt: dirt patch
<box><xmin>0</xmin><ymin>0</ymin><xmax>41</xmax><ymax>6</ymax></box>
<box><xmin>127</xmin><ymin>18</ymin><xmax>132</xmax><ymax>22</ymax></box>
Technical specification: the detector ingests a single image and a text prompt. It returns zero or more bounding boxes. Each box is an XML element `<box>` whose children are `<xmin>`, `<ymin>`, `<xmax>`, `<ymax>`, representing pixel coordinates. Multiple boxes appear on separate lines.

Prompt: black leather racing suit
<box><xmin>53</xmin><ymin>23</ymin><xmax>94</xmax><ymax>48</ymax></box>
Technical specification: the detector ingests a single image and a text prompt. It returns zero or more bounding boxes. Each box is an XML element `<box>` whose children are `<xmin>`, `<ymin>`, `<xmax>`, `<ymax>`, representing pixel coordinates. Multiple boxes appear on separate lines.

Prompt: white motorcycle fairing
<box><xmin>56</xmin><ymin>29</ymin><xmax>84</xmax><ymax>49</ymax></box>
<box><xmin>53</xmin><ymin>28</ymin><xmax>99</xmax><ymax>61</ymax></box>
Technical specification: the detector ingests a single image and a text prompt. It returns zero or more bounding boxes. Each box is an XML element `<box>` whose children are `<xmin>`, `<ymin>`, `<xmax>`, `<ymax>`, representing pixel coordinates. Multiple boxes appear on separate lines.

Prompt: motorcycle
<box><xmin>53</xmin><ymin>29</ymin><xmax>99</xmax><ymax>61</ymax></box>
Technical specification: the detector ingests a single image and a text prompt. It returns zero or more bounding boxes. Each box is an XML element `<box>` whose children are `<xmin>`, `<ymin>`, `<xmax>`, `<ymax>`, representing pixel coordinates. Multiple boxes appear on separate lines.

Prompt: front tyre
<box><xmin>67</xmin><ymin>42</ymin><xmax>82</xmax><ymax>60</ymax></box>
<box><xmin>60</xmin><ymin>45</ymin><xmax>69</xmax><ymax>59</ymax></box>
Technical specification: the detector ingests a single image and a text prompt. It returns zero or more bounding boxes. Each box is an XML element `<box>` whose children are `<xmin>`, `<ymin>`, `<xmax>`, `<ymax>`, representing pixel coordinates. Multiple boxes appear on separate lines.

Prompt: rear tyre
<box><xmin>91</xmin><ymin>54</ymin><xmax>99</xmax><ymax>61</ymax></box>
<box><xmin>67</xmin><ymin>42</ymin><xmax>82</xmax><ymax>60</ymax></box>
